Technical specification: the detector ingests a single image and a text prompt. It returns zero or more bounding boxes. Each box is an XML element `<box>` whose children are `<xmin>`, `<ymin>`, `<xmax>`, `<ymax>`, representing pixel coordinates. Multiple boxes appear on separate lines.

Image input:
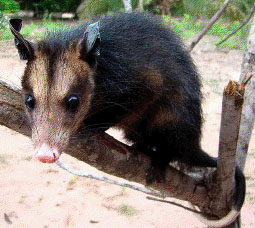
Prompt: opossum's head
<box><xmin>10</xmin><ymin>19</ymin><xmax>100</xmax><ymax>163</ymax></box>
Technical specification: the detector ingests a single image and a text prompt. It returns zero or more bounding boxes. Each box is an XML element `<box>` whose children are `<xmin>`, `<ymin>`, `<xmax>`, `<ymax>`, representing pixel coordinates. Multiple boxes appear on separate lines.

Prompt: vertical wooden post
<box><xmin>220</xmin><ymin>15</ymin><xmax>255</xmax><ymax>228</ymax></box>
<box><xmin>215</xmin><ymin>82</ymin><xmax>244</xmax><ymax>228</ymax></box>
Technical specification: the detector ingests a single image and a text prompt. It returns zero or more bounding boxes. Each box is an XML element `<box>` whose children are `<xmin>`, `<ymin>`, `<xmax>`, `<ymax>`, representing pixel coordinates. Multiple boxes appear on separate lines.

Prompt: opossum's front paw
<box><xmin>146</xmin><ymin>166</ymin><xmax>165</xmax><ymax>185</ymax></box>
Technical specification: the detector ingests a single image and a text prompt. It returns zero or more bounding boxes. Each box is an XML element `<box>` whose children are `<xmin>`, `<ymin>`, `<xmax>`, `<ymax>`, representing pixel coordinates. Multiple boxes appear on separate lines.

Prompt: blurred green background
<box><xmin>0</xmin><ymin>0</ymin><xmax>254</xmax><ymax>50</ymax></box>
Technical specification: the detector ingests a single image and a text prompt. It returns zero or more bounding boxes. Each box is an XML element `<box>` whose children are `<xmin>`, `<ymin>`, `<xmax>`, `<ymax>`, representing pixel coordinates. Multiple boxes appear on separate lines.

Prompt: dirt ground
<box><xmin>0</xmin><ymin>34</ymin><xmax>254</xmax><ymax>228</ymax></box>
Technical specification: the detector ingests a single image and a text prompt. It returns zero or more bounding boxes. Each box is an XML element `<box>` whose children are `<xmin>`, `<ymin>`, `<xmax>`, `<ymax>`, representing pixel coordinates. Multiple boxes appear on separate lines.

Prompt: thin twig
<box><xmin>56</xmin><ymin>160</ymin><xmax>166</xmax><ymax>198</ymax></box>
<box><xmin>217</xmin><ymin>4</ymin><xmax>255</xmax><ymax>47</ymax></box>
<box><xmin>146</xmin><ymin>196</ymin><xmax>216</xmax><ymax>217</ymax></box>
<box><xmin>56</xmin><ymin>159</ymin><xmax>208</xmax><ymax>216</ymax></box>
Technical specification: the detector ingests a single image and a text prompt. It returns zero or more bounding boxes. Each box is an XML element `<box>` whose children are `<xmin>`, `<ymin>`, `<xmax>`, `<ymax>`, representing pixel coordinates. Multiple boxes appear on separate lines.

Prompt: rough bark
<box><xmin>216</xmin><ymin>82</ymin><xmax>244</xmax><ymax>228</ymax></box>
<box><xmin>0</xmin><ymin>79</ymin><xmax>210</xmax><ymax>208</ymax></box>
<box><xmin>0</xmin><ymin>75</ymin><xmax>247</xmax><ymax>227</ymax></box>
<box><xmin>0</xmin><ymin>72</ymin><xmax>250</xmax><ymax>227</ymax></box>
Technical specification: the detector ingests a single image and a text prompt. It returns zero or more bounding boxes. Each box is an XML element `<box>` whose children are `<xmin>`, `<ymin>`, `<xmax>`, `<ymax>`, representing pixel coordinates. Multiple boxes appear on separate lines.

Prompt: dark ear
<box><xmin>9</xmin><ymin>19</ymin><xmax>34</xmax><ymax>60</ymax></box>
<box><xmin>79</xmin><ymin>21</ymin><xmax>101</xmax><ymax>66</ymax></box>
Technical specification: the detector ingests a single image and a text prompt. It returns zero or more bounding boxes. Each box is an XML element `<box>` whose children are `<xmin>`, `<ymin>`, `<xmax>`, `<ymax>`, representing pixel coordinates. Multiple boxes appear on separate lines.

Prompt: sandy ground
<box><xmin>0</xmin><ymin>33</ymin><xmax>254</xmax><ymax>228</ymax></box>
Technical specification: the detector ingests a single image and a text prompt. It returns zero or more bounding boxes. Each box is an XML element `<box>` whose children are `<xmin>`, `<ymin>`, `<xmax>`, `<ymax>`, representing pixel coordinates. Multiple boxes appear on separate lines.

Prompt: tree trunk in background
<box><xmin>138</xmin><ymin>0</ymin><xmax>144</xmax><ymax>11</ymax></box>
<box><xmin>122</xmin><ymin>0</ymin><xmax>132</xmax><ymax>12</ymax></box>
<box><xmin>236</xmin><ymin>16</ymin><xmax>255</xmax><ymax>171</ymax></box>
<box><xmin>154</xmin><ymin>0</ymin><xmax>178</xmax><ymax>15</ymax></box>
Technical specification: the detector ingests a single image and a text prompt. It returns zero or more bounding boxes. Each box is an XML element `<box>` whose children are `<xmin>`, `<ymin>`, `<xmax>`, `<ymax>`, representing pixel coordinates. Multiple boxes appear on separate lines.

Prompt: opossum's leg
<box><xmin>134</xmin><ymin>140</ymin><xmax>245</xmax><ymax>211</ymax></box>
<box><xmin>131</xmin><ymin>140</ymin><xmax>171</xmax><ymax>185</ymax></box>
<box><xmin>183</xmin><ymin>148</ymin><xmax>217</xmax><ymax>168</ymax></box>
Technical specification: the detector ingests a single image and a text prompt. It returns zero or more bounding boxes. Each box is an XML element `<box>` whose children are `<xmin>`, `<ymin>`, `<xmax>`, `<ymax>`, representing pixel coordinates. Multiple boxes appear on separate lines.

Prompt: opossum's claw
<box><xmin>146</xmin><ymin>166</ymin><xmax>166</xmax><ymax>185</ymax></box>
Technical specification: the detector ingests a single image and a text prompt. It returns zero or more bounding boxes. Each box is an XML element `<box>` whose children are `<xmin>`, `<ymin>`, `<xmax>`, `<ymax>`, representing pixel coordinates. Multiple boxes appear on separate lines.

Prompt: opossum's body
<box><xmin>10</xmin><ymin>13</ymin><xmax>245</xmax><ymax>217</ymax></box>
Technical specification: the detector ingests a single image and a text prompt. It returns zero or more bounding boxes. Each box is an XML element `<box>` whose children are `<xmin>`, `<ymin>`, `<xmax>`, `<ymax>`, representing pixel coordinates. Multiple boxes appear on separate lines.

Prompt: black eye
<box><xmin>25</xmin><ymin>94</ymin><xmax>35</xmax><ymax>110</ymax></box>
<box><xmin>66</xmin><ymin>95</ymin><xmax>79</xmax><ymax>112</ymax></box>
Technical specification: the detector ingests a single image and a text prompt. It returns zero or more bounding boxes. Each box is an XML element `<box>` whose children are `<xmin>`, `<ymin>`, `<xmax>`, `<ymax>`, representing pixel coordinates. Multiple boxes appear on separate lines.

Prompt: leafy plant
<box><xmin>35</xmin><ymin>0</ymin><xmax>80</xmax><ymax>13</ymax></box>
<box><xmin>0</xmin><ymin>21</ymin><xmax>63</xmax><ymax>40</ymax></box>
<box><xmin>0</xmin><ymin>12</ymin><xmax>10</xmax><ymax>30</ymax></box>
<box><xmin>118</xmin><ymin>204</ymin><xmax>137</xmax><ymax>216</ymax></box>
<box><xmin>0</xmin><ymin>155</ymin><xmax>8</xmax><ymax>164</ymax></box>
<box><xmin>163</xmin><ymin>15</ymin><xmax>250</xmax><ymax>50</ymax></box>
<box><xmin>170</xmin><ymin>0</ymin><xmax>254</xmax><ymax>22</ymax></box>
<box><xmin>79</xmin><ymin>0</ymin><xmax>124</xmax><ymax>18</ymax></box>
<box><xmin>0</xmin><ymin>0</ymin><xmax>19</xmax><ymax>13</ymax></box>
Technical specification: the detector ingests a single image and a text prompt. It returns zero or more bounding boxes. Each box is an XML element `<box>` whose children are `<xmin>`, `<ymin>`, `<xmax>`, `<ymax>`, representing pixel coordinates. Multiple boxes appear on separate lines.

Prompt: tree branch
<box><xmin>0</xmin><ymin>79</ymin><xmax>210</xmax><ymax>209</ymax></box>
<box><xmin>189</xmin><ymin>0</ymin><xmax>230</xmax><ymax>52</ymax></box>
<box><xmin>0</xmin><ymin>73</ymin><xmax>249</xmax><ymax>227</ymax></box>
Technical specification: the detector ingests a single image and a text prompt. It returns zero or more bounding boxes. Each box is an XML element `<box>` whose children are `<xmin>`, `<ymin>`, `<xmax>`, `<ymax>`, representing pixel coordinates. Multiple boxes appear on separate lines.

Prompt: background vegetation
<box><xmin>0</xmin><ymin>0</ymin><xmax>253</xmax><ymax>50</ymax></box>
<box><xmin>0</xmin><ymin>0</ymin><xmax>20</xmax><ymax>13</ymax></box>
<box><xmin>171</xmin><ymin>0</ymin><xmax>254</xmax><ymax>21</ymax></box>
<box><xmin>19</xmin><ymin>0</ymin><xmax>81</xmax><ymax>16</ymax></box>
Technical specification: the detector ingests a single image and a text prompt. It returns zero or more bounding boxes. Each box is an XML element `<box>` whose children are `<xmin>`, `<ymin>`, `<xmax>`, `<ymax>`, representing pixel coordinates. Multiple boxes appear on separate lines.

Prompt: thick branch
<box><xmin>0</xmin><ymin>79</ymin><xmax>210</xmax><ymax>208</ymax></box>
<box><xmin>217</xmin><ymin>81</ymin><xmax>244</xmax><ymax>212</ymax></box>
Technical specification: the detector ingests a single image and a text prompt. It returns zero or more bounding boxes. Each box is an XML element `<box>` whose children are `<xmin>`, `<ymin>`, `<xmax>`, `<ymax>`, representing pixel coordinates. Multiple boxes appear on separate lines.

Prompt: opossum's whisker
<box><xmin>31</xmin><ymin>114</ymin><xmax>39</xmax><ymax>144</ymax></box>
<box><xmin>76</xmin><ymin>125</ymin><xmax>114</xmax><ymax>134</ymax></box>
<box><xmin>82</xmin><ymin>101</ymin><xmax>139</xmax><ymax>120</ymax></box>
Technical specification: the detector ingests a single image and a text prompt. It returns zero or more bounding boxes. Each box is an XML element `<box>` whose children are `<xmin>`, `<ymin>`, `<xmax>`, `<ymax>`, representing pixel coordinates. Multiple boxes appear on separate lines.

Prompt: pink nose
<box><xmin>35</xmin><ymin>144</ymin><xmax>60</xmax><ymax>163</ymax></box>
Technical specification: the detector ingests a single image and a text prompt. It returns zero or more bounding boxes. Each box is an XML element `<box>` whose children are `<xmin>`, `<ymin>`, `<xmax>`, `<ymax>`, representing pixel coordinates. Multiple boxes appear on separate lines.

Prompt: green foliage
<box><xmin>182</xmin><ymin>0</ymin><xmax>208</xmax><ymax>17</ymax></box>
<box><xmin>118</xmin><ymin>204</ymin><xmax>137</xmax><ymax>216</ymax></box>
<box><xmin>0</xmin><ymin>20</ymin><xmax>63</xmax><ymax>40</ymax></box>
<box><xmin>211</xmin><ymin>21</ymin><xmax>250</xmax><ymax>50</ymax></box>
<box><xmin>0</xmin><ymin>12</ymin><xmax>9</xmax><ymax>30</ymax></box>
<box><xmin>163</xmin><ymin>15</ymin><xmax>250</xmax><ymax>50</ymax></box>
<box><xmin>165</xmin><ymin>14</ymin><xmax>199</xmax><ymax>39</ymax></box>
<box><xmin>78</xmin><ymin>0</ymin><xmax>155</xmax><ymax>18</ymax></box>
<box><xmin>204</xmin><ymin>0</ymin><xmax>254</xmax><ymax>22</ymax></box>
<box><xmin>0</xmin><ymin>10</ymin><xmax>250</xmax><ymax>51</ymax></box>
<box><xmin>79</xmin><ymin>0</ymin><xmax>124</xmax><ymax>18</ymax></box>
<box><xmin>171</xmin><ymin>0</ymin><xmax>254</xmax><ymax>22</ymax></box>
<box><xmin>35</xmin><ymin>0</ymin><xmax>79</xmax><ymax>13</ymax></box>
<box><xmin>0</xmin><ymin>0</ymin><xmax>19</xmax><ymax>13</ymax></box>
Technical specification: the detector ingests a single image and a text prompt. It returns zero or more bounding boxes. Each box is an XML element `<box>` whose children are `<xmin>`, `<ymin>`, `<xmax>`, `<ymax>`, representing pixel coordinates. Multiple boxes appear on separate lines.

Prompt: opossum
<box><xmin>10</xmin><ymin>13</ymin><xmax>245</xmax><ymax>225</ymax></box>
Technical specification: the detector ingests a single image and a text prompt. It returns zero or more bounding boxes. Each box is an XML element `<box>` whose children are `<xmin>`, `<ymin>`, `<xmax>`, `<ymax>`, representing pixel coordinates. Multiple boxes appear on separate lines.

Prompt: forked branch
<box><xmin>0</xmin><ymin>78</ymin><xmax>246</xmax><ymax>227</ymax></box>
<box><xmin>0</xmin><ymin>79</ymin><xmax>210</xmax><ymax>207</ymax></box>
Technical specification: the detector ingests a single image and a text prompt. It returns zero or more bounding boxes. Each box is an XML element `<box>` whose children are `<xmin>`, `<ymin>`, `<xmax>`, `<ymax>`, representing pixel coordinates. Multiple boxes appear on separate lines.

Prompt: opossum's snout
<box><xmin>31</xmin><ymin>122</ymin><xmax>71</xmax><ymax>163</ymax></box>
<box><xmin>34</xmin><ymin>144</ymin><xmax>60</xmax><ymax>163</ymax></box>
